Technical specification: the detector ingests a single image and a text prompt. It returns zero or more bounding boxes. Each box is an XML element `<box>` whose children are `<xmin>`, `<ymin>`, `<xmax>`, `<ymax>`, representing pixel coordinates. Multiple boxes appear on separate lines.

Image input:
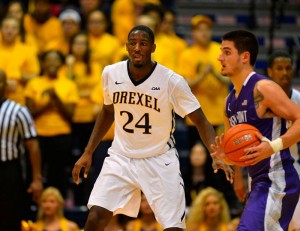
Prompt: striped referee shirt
<box><xmin>0</xmin><ymin>99</ymin><xmax>37</xmax><ymax>162</ymax></box>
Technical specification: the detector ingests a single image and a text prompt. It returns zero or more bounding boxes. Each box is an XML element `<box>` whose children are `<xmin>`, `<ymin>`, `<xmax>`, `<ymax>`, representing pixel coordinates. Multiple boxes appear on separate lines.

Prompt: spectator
<box><xmin>87</xmin><ymin>9</ymin><xmax>120</xmax><ymax>70</ymax></box>
<box><xmin>126</xmin><ymin>193</ymin><xmax>163</xmax><ymax>231</ymax></box>
<box><xmin>45</xmin><ymin>8</ymin><xmax>81</xmax><ymax>56</ymax></box>
<box><xmin>78</xmin><ymin>0</ymin><xmax>110</xmax><ymax>30</ymax></box>
<box><xmin>159</xmin><ymin>8</ymin><xmax>186</xmax><ymax>60</ymax></box>
<box><xmin>4</xmin><ymin>0</ymin><xmax>38</xmax><ymax>54</ymax></box>
<box><xmin>89</xmin><ymin>82</ymin><xmax>114</xmax><ymax>186</ymax></box>
<box><xmin>186</xmin><ymin>187</ymin><xmax>230</xmax><ymax>231</ymax></box>
<box><xmin>111</xmin><ymin>0</ymin><xmax>160</xmax><ymax>45</ymax></box>
<box><xmin>142</xmin><ymin>3</ymin><xmax>178</xmax><ymax>71</ymax></box>
<box><xmin>183</xmin><ymin>142</ymin><xmax>242</xmax><ymax>216</ymax></box>
<box><xmin>0</xmin><ymin>16</ymin><xmax>40</xmax><ymax>105</ymax></box>
<box><xmin>24</xmin><ymin>0</ymin><xmax>64</xmax><ymax>54</ymax></box>
<box><xmin>178</xmin><ymin>15</ymin><xmax>230</xmax><ymax>148</ymax></box>
<box><xmin>31</xmin><ymin>187</ymin><xmax>80</xmax><ymax>231</ymax></box>
<box><xmin>24</xmin><ymin>50</ymin><xmax>79</xmax><ymax>197</ymax></box>
<box><xmin>0</xmin><ymin>69</ymin><xmax>43</xmax><ymax>231</ymax></box>
<box><xmin>60</xmin><ymin>31</ymin><xmax>102</xmax><ymax>205</ymax></box>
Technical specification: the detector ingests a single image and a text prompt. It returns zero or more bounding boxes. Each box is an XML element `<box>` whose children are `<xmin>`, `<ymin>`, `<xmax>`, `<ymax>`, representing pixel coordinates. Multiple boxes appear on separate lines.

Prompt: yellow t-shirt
<box><xmin>152</xmin><ymin>33</ymin><xmax>177</xmax><ymax>71</ymax></box>
<box><xmin>178</xmin><ymin>42</ymin><xmax>229</xmax><ymax>126</ymax></box>
<box><xmin>0</xmin><ymin>41</ymin><xmax>40</xmax><ymax>105</ymax></box>
<box><xmin>167</xmin><ymin>33</ymin><xmax>187</xmax><ymax>64</ymax></box>
<box><xmin>89</xmin><ymin>33</ymin><xmax>121</xmax><ymax>68</ymax></box>
<box><xmin>60</xmin><ymin>61</ymin><xmax>102</xmax><ymax>123</ymax></box>
<box><xmin>90</xmin><ymin>82</ymin><xmax>114</xmax><ymax>141</ymax></box>
<box><xmin>113</xmin><ymin>45</ymin><xmax>129</xmax><ymax>63</ymax></box>
<box><xmin>34</xmin><ymin>217</ymin><xmax>80</xmax><ymax>231</ymax></box>
<box><xmin>198</xmin><ymin>223</ymin><xmax>228</xmax><ymax>231</ymax></box>
<box><xmin>111</xmin><ymin>0</ymin><xmax>160</xmax><ymax>45</ymax></box>
<box><xmin>0</xmin><ymin>31</ymin><xmax>38</xmax><ymax>54</ymax></box>
<box><xmin>24</xmin><ymin>75</ymin><xmax>79</xmax><ymax>136</ymax></box>
<box><xmin>111</xmin><ymin>0</ymin><xmax>135</xmax><ymax>45</ymax></box>
<box><xmin>24</xmin><ymin>14</ymin><xmax>63</xmax><ymax>54</ymax></box>
<box><xmin>45</xmin><ymin>37</ymin><xmax>69</xmax><ymax>56</ymax></box>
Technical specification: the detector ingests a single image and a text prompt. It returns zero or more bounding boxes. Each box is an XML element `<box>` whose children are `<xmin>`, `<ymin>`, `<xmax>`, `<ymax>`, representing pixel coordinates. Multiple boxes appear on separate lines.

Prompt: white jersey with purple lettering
<box><xmin>102</xmin><ymin>60</ymin><xmax>200</xmax><ymax>158</ymax></box>
<box><xmin>290</xmin><ymin>88</ymin><xmax>300</xmax><ymax>171</ymax></box>
<box><xmin>289</xmin><ymin>88</ymin><xmax>300</xmax><ymax>231</ymax></box>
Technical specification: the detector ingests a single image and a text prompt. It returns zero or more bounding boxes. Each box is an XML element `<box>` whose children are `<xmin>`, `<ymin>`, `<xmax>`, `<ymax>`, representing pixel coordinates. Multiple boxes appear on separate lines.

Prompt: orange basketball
<box><xmin>223</xmin><ymin>124</ymin><xmax>261</xmax><ymax>166</ymax></box>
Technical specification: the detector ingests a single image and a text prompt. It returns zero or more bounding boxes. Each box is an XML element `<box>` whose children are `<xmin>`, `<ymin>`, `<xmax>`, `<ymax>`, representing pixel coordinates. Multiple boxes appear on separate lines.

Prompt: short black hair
<box><xmin>142</xmin><ymin>3</ymin><xmax>165</xmax><ymax>23</ymax></box>
<box><xmin>267</xmin><ymin>50</ymin><xmax>293</xmax><ymax>68</ymax></box>
<box><xmin>128</xmin><ymin>25</ymin><xmax>155</xmax><ymax>44</ymax></box>
<box><xmin>40</xmin><ymin>50</ymin><xmax>65</xmax><ymax>63</ymax></box>
<box><xmin>222</xmin><ymin>30</ymin><xmax>258</xmax><ymax>66</ymax></box>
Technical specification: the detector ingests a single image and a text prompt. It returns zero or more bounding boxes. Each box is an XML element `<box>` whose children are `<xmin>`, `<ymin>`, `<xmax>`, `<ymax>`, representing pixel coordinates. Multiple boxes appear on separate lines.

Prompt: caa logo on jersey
<box><xmin>151</xmin><ymin>87</ymin><xmax>160</xmax><ymax>90</ymax></box>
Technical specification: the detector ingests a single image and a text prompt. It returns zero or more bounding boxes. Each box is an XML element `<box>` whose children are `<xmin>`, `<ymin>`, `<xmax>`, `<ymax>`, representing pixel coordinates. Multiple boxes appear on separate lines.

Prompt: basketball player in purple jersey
<box><xmin>211</xmin><ymin>30</ymin><xmax>300</xmax><ymax>230</ymax></box>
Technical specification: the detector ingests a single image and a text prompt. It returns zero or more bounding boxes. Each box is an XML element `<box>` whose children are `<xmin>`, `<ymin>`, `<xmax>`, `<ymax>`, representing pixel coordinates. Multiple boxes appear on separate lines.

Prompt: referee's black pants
<box><xmin>0</xmin><ymin>159</ymin><xmax>24</xmax><ymax>231</ymax></box>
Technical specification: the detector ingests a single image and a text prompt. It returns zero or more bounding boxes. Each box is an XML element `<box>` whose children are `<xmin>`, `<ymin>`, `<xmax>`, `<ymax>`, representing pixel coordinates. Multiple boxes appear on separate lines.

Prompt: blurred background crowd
<box><xmin>0</xmin><ymin>0</ymin><xmax>299</xmax><ymax>230</ymax></box>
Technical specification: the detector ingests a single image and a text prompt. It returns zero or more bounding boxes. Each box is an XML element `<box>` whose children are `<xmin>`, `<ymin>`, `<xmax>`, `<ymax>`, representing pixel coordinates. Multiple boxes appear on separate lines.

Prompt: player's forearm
<box><xmin>196</xmin><ymin>121</ymin><xmax>216</xmax><ymax>153</ymax></box>
<box><xmin>188</xmin><ymin>108</ymin><xmax>216</xmax><ymax>153</ymax></box>
<box><xmin>84</xmin><ymin>105</ymin><xmax>114</xmax><ymax>155</ymax></box>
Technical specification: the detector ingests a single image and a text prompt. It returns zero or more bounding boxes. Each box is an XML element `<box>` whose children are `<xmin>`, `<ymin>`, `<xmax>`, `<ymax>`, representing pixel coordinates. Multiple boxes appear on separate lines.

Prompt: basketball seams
<box><xmin>226</xmin><ymin>139</ymin><xmax>260</xmax><ymax>155</ymax></box>
<box><xmin>224</xmin><ymin>128</ymin><xmax>259</xmax><ymax>151</ymax></box>
<box><xmin>223</xmin><ymin>124</ymin><xmax>261</xmax><ymax>166</ymax></box>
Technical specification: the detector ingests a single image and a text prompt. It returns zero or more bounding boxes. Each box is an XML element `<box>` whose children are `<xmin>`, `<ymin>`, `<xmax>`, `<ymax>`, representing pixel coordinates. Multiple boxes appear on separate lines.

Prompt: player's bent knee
<box><xmin>85</xmin><ymin>206</ymin><xmax>113</xmax><ymax>230</ymax></box>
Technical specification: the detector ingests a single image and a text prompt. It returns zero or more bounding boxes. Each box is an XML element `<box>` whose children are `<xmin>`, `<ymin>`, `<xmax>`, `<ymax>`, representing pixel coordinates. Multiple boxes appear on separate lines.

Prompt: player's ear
<box><xmin>241</xmin><ymin>51</ymin><xmax>250</xmax><ymax>64</ymax></box>
<box><xmin>267</xmin><ymin>67</ymin><xmax>273</xmax><ymax>78</ymax></box>
<box><xmin>125</xmin><ymin>42</ymin><xmax>128</xmax><ymax>51</ymax></box>
<box><xmin>151</xmin><ymin>43</ymin><xmax>156</xmax><ymax>53</ymax></box>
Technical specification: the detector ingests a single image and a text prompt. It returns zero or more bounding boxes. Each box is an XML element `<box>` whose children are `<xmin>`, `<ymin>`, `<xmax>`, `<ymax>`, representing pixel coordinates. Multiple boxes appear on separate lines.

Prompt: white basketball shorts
<box><xmin>87</xmin><ymin>148</ymin><xmax>186</xmax><ymax>229</ymax></box>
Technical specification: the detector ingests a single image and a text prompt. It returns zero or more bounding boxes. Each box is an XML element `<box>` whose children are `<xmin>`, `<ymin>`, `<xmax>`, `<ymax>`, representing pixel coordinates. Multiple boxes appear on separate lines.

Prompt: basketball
<box><xmin>223</xmin><ymin>124</ymin><xmax>261</xmax><ymax>166</ymax></box>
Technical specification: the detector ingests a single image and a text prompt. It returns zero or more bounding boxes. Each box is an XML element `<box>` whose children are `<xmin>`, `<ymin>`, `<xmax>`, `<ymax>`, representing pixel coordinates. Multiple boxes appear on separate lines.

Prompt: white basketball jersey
<box><xmin>102</xmin><ymin>60</ymin><xmax>200</xmax><ymax>158</ymax></box>
<box><xmin>290</xmin><ymin>88</ymin><xmax>300</xmax><ymax>174</ymax></box>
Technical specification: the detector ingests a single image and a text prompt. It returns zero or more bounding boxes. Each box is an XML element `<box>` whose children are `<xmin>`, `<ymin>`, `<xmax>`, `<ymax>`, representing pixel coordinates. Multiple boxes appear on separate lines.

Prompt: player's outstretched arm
<box><xmin>188</xmin><ymin>108</ymin><xmax>234</xmax><ymax>182</ymax></box>
<box><xmin>72</xmin><ymin>104</ymin><xmax>114</xmax><ymax>184</ymax></box>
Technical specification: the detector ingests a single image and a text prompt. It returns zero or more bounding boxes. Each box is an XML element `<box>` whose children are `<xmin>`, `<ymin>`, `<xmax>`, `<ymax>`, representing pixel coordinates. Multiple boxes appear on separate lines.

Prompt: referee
<box><xmin>0</xmin><ymin>70</ymin><xmax>43</xmax><ymax>231</ymax></box>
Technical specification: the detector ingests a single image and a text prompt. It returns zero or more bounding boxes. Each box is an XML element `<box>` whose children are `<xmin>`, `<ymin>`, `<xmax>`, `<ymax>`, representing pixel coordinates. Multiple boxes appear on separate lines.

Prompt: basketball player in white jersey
<box><xmin>72</xmin><ymin>25</ymin><xmax>233</xmax><ymax>231</ymax></box>
<box><xmin>267</xmin><ymin>51</ymin><xmax>300</xmax><ymax>231</ymax></box>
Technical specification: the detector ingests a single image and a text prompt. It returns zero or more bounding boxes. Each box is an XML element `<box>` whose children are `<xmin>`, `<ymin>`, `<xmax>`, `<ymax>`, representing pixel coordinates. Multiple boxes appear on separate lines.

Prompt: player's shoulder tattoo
<box><xmin>254</xmin><ymin>83</ymin><xmax>264</xmax><ymax>109</ymax></box>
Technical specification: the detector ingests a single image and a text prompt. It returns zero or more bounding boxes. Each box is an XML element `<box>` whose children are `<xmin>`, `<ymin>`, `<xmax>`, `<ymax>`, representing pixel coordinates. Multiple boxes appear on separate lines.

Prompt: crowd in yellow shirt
<box><xmin>0</xmin><ymin>1</ymin><xmax>234</xmax><ymax>228</ymax></box>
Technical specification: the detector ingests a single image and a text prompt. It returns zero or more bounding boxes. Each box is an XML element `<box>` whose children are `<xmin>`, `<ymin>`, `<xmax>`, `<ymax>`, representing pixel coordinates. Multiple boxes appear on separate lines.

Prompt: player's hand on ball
<box><xmin>240</xmin><ymin>132</ymin><xmax>274</xmax><ymax>165</ymax></box>
<box><xmin>72</xmin><ymin>152</ymin><xmax>93</xmax><ymax>185</ymax></box>
<box><xmin>210</xmin><ymin>134</ymin><xmax>225</xmax><ymax>159</ymax></box>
